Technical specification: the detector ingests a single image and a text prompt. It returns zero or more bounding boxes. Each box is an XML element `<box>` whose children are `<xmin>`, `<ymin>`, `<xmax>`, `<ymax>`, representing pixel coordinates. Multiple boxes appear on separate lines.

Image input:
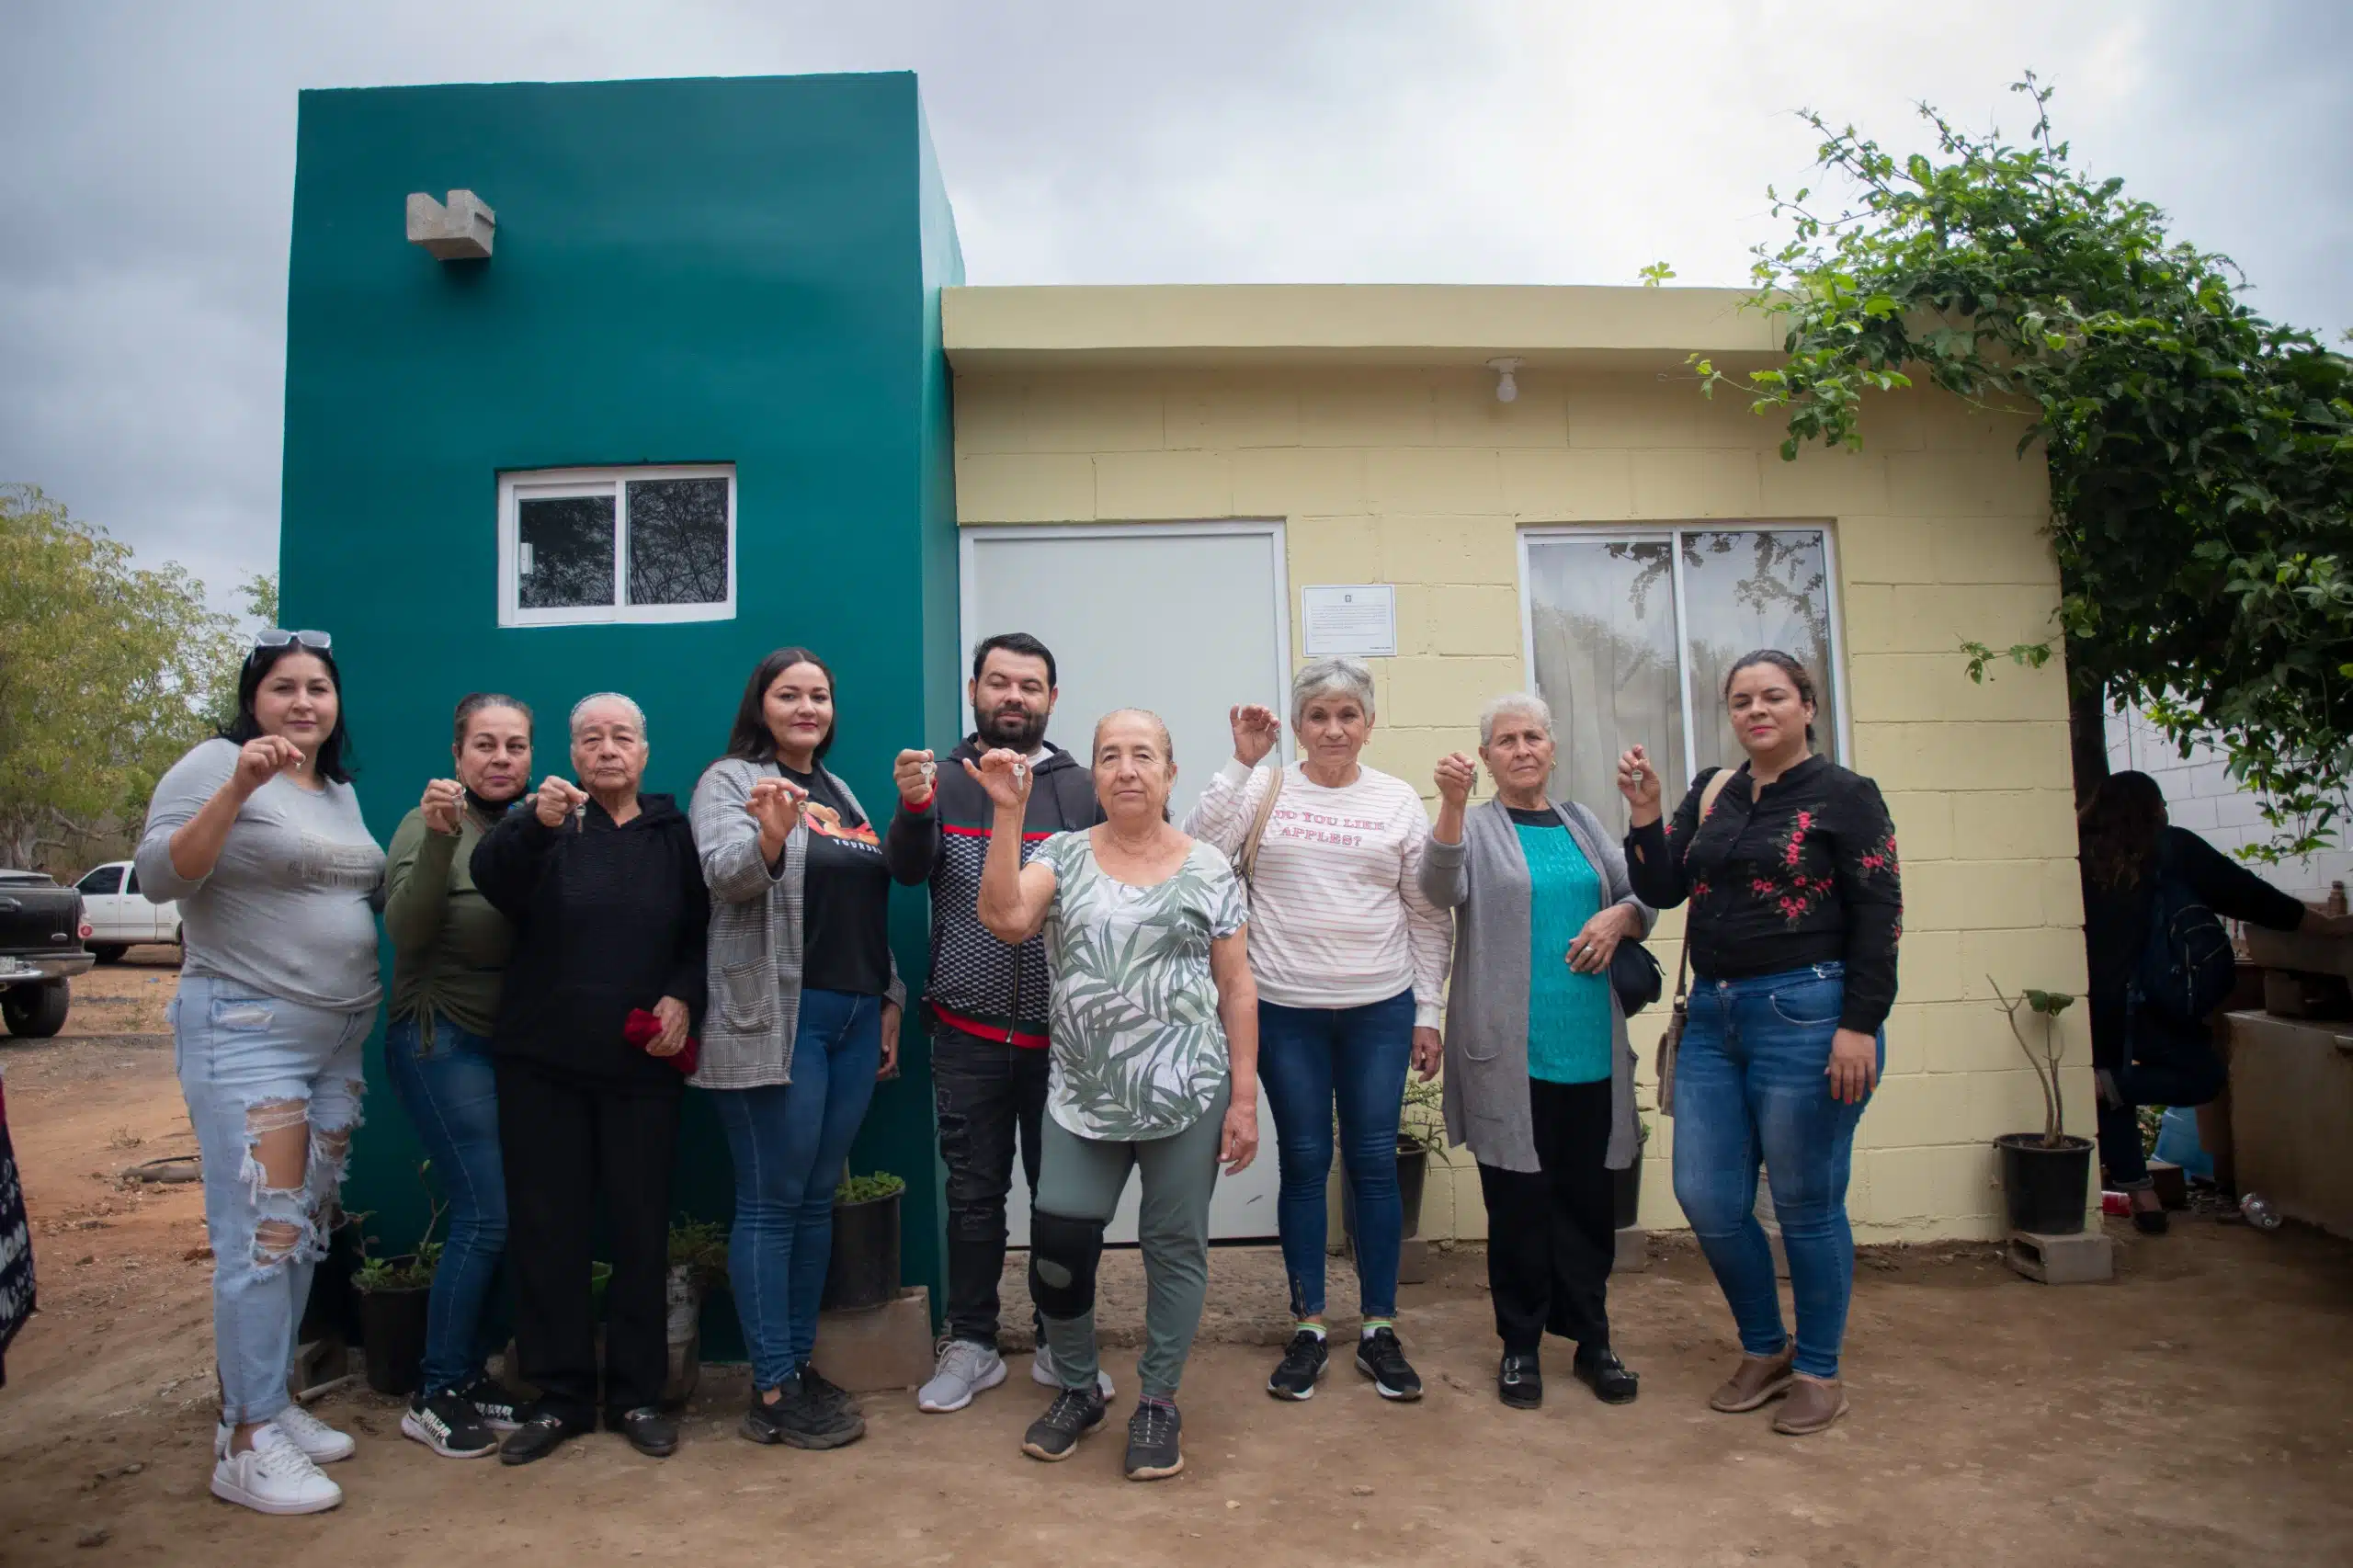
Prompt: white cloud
<box><xmin>2</xmin><ymin>0</ymin><xmax>2346</xmax><ymax>602</ymax></box>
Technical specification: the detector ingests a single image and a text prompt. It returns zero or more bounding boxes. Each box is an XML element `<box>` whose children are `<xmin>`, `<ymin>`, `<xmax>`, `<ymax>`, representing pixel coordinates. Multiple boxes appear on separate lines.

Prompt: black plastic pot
<box><xmin>1342</xmin><ymin>1140</ymin><xmax>1431</xmax><ymax>1242</ymax></box>
<box><xmin>357</xmin><ymin>1269</ymin><xmax>430</xmax><ymax>1396</ymax></box>
<box><xmin>822</xmin><ymin>1191</ymin><xmax>902</xmax><ymax>1312</ymax></box>
<box><xmin>1612</xmin><ymin>1153</ymin><xmax>1643</xmax><ymax>1231</ymax></box>
<box><xmin>1995</xmin><ymin>1133</ymin><xmax>2097</xmax><ymax>1235</ymax></box>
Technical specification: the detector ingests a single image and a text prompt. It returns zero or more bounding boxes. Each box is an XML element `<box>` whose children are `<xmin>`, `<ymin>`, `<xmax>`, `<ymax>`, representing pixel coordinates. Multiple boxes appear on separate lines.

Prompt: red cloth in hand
<box><xmin>623</xmin><ymin>1008</ymin><xmax>699</xmax><ymax>1076</ymax></box>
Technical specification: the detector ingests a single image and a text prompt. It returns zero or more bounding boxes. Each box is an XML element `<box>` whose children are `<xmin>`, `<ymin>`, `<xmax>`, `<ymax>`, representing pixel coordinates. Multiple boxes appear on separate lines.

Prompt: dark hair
<box><xmin>223</xmin><ymin>643</ymin><xmax>356</xmax><ymax>784</ymax></box>
<box><xmin>2079</xmin><ymin>769</ymin><xmax>2168</xmax><ymax>889</ymax></box>
<box><xmin>971</xmin><ymin>632</ymin><xmax>1058</xmax><ymax>690</ymax></box>
<box><xmin>452</xmin><ymin>692</ymin><xmax>533</xmax><ymax>746</ymax></box>
<box><xmin>726</xmin><ymin>647</ymin><xmax>837</xmax><ymax>765</ymax></box>
<box><xmin>1722</xmin><ymin>649</ymin><xmax>1819</xmax><ymax>744</ymax></box>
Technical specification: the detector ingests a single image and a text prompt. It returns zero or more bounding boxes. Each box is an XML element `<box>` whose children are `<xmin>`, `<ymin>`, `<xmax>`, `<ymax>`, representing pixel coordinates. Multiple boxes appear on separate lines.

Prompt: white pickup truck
<box><xmin>73</xmin><ymin>860</ymin><xmax>181</xmax><ymax>963</ymax></box>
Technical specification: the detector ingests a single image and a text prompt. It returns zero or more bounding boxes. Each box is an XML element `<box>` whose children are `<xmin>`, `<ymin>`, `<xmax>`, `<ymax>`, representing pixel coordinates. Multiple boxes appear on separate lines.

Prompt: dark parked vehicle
<box><xmin>0</xmin><ymin>869</ymin><xmax>94</xmax><ymax>1039</ymax></box>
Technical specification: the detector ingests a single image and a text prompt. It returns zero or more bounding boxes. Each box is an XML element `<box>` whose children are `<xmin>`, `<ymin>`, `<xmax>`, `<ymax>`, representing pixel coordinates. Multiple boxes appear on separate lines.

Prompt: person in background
<box><xmin>2075</xmin><ymin>769</ymin><xmax>2353</xmax><ymax>1233</ymax></box>
<box><xmin>978</xmin><ymin>712</ymin><xmax>1260</xmax><ymax>1483</ymax></box>
<box><xmin>472</xmin><ymin>693</ymin><xmax>707</xmax><ymax>1466</ymax></box>
<box><xmin>137</xmin><ymin>630</ymin><xmax>382</xmax><ymax>1515</ymax></box>
<box><xmin>1423</xmin><ymin>694</ymin><xmax>1652</xmax><ymax>1411</ymax></box>
<box><xmin>381</xmin><ymin>692</ymin><xmax>534</xmax><ymax>1459</ymax></box>
<box><xmin>690</xmin><ymin>648</ymin><xmax>904</xmax><ymax>1449</ymax></box>
<box><xmin>1182</xmin><ymin>656</ymin><xmax>1449</xmax><ymax>1404</ymax></box>
<box><xmin>1617</xmin><ymin>649</ymin><xmax>1900</xmax><ymax>1437</ymax></box>
<box><xmin>883</xmin><ymin>633</ymin><xmax>1108</xmax><ymax>1415</ymax></box>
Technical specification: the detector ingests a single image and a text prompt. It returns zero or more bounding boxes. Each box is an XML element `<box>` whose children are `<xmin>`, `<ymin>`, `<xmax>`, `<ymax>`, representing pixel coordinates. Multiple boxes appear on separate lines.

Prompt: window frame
<box><xmin>1514</xmin><ymin>520</ymin><xmax>1856</xmax><ymax>778</ymax></box>
<box><xmin>76</xmin><ymin>864</ymin><xmax>123</xmax><ymax>896</ymax></box>
<box><xmin>496</xmin><ymin>464</ymin><xmax>737</xmax><ymax>628</ymax></box>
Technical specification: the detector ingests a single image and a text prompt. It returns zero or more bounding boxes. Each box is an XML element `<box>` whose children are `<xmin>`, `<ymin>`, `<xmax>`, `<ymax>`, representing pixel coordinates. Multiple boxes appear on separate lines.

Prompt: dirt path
<box><xmin>3</xmin><ymin>964</ymin><xmax>2350</xmax><ymax>1565</ymax></box>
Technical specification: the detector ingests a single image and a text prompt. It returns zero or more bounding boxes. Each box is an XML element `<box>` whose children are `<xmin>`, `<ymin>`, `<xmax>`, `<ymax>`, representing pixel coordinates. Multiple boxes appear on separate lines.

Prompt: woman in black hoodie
<box><xmin>471</xmin><ymin>692</ymin><xmax>709</xmax><ymax>1464</ymax></box>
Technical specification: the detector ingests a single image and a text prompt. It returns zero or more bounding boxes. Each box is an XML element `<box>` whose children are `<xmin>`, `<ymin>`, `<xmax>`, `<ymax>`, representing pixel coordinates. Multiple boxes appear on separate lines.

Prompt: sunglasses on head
<box><xmin>253</xmin><ymin>629</ymin><xmax>333</xmax><ymax>653</ymax></box>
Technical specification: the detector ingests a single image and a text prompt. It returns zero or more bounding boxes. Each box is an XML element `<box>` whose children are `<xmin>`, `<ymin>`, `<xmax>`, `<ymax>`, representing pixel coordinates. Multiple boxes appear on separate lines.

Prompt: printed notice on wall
<box><xmin>1301</xmin><ymin>584</ymin><xmax>1397</xmax><ymax>658</ymax></box>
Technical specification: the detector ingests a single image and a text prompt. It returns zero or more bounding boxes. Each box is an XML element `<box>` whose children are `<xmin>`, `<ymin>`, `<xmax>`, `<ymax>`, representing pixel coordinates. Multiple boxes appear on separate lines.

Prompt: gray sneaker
<box><xmin>918</xmin><ymin>1338</ymin><xmax>1008</xmax><ymax>1414</ymax></box>
<box><xmin>1031</xmin><ymin>1344</ymin><xmax>1115</xmax><ymax>1398</ymax></box>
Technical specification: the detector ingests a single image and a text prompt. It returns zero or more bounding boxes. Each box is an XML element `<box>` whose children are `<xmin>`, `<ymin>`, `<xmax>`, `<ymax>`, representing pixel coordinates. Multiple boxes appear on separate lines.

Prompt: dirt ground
<box><xmin>3</xmin><ymin>952</ymin><xmax>2351</xmax><ymax>1566</ymax></box>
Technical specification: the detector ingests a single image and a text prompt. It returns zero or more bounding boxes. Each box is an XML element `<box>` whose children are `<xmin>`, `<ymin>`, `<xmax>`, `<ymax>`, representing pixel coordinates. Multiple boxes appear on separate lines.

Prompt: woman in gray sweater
<box><xmin>1420</xmin><ymin>693</ymin><xmax>1652</xmax><ymax>1412</ymax></box>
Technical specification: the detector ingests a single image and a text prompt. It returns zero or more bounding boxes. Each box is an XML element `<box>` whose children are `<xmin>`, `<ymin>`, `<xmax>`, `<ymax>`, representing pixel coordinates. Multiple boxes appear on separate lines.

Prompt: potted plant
<box><xmin>1990</xmin><ymin>978</ymin><xmax>2095</xmax><ymax>1234</ymax></box>
<box><xmin>664</xmin><ymin>1219</ymin><xmax>729</xmax><ymax>1403</ymax></box>
<box><xmin>823</xmin><ymin>1171</ymin><xmax>905</xmax><ymax>1312</ymax></box>
<box><xmin>350</xmin><ymin>1168</ymin><xmax>449</xmax><ymax>1396</ymax></box>
<box><xmin>1344</xmin><ymin>1076</ymin><xmax>1452</xmax><ymax>1244</ymax></box>
<box><xmin>1612</xmin><ymin>1115</ymin><xmax>1653</xmax><ymax>1232</ymax></box>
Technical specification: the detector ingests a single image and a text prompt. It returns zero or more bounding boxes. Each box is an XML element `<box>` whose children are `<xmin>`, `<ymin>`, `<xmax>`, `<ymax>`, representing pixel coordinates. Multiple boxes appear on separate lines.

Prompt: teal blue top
<box><xmin>1513</xmin><ymin>809</ymin><xmax>1612</xmax><ymax>1085</ymax></box>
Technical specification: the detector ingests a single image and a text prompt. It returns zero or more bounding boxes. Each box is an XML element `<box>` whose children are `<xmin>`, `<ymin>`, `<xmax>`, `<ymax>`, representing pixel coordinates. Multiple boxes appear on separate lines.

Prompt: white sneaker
<box><xmin>1032</xmin><ymin>1344</ymin><xmax>1115</xmax><ymax>1398</ymax></box>
<box><xmin>210</xmin><ymin>1424</ymin><xmax>344</xmax><ymax>1516</ymax></box>
<box><xmin>917</xmin><ymin>1338</ymin><xmax>1008</xmax><ymax>1413</ymax></box>
<box><xmin>269</xmin><ymin>1403</ymin><xmax>357</xmax><ymax>1463</ymax></box>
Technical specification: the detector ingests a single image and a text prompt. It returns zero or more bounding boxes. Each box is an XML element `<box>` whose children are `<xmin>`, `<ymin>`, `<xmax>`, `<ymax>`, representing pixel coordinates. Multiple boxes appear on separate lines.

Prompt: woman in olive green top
<box><xmin>381</xmin><ymin>694</ymin><xmax>533</xmax><ymax>1460</ymax></box>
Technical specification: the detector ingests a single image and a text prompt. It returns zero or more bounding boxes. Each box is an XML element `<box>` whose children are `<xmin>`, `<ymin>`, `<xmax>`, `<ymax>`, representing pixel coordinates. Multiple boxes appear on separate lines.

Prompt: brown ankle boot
<box><xmin>1708</xmin><ymin>1345</ymin><xmax>1795</xmax><ymax>1413</ymax></box>
<box><xmin>1770</xmin><ymin>1373</ymin><xmax>1848</xmax><ymax>1435</ymax></box>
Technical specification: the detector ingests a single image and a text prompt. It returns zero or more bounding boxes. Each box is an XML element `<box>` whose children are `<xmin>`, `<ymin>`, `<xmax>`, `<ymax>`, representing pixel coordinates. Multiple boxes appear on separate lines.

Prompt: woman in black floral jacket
<box><xmin>1617</xmin><ymin>649</ymin><xmax>1901</xmax><ymax>1438</ymax></box>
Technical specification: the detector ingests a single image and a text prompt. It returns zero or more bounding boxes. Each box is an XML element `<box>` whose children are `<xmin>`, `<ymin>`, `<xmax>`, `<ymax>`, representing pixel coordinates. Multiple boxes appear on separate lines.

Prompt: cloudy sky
<box><xmin>3</xmin><ymin>0</ymin><xmax>2346</xmax><ymax>608</ymax></box>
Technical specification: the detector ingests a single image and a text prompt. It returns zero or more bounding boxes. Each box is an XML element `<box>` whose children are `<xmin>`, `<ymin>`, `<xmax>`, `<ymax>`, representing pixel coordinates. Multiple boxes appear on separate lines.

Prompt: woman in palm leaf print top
<box><xmin>975</xmin><ymin>710</ymin><xmax>1260</xmax><ymax>1483</ymax></box>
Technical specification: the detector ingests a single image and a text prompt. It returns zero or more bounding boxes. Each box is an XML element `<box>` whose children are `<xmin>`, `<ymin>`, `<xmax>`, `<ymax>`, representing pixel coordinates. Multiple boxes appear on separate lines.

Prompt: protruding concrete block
<box><xmin>406</xmin><ymin>189</ymin><xmax>496</xmax><ymax>260</ymax></box>
<box><xmin>1396</xmin><ymin>1236</ymin><xmax>1430</xmax><ymax>1286</ymax></box>
<box><xmin>810</xmin><ymin>1287</ymin><xmax>934</xmax><ymax>1392</ymax></box>
<box><xmin>2005</xmin><ymin>1229</ymin><xmax>2114</xmax><ymax>1284</ymax></box>
<box><xmin>1613</xmin><ymin>1227</ymin><xmax>1650</xmax><ymax>1273</ymax></box>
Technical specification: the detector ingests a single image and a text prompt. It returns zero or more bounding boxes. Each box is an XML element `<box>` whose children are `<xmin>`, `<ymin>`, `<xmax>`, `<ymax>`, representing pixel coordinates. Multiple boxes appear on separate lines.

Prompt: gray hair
<box><xmin>1478</xmin><ymin>691</ymin><xmax>1553</xmax><ymax>747</ymax></box>
<box><xmin>1290</xmin><ymin>656</ymin><xmax>1377</xmax><ymax>728</ymax></box>
<box><xmin>569</xmin><ymin>691</ymin><xmax>647</xmax><ymax>737</ymax></box>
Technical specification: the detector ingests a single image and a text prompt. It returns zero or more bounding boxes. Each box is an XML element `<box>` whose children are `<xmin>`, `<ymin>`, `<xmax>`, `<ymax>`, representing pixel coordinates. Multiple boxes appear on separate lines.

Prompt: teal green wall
<box><xmin>279</xmin><ymin>73</ymin><xmax>963</xmax><ymax>1346</ymax></box>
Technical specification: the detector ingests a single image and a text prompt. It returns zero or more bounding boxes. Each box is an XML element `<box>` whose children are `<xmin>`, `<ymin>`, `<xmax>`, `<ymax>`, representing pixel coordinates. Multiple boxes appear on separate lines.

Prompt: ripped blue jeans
<box><xmin>172</xmin><ymin>973</ymin><xmax>369</xmax><ymax>1426</ymax></box>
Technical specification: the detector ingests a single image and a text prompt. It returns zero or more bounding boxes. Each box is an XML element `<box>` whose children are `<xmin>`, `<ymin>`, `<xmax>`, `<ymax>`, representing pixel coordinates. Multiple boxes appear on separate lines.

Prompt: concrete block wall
<box><xmin>2105</xmin><ymin>708</ymin><xmax>2351</xmax><ymax>901</ymax></box>
<box><xmin>955</xmin><ymin>364</ymin><xmax>2093</xmax><ymax>1243</ymax></box>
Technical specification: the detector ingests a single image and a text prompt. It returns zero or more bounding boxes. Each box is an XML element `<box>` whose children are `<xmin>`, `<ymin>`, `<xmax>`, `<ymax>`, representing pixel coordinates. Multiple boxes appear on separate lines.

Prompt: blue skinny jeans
<box><xmin>710</xmin><ymin>988</ymin><xmax>881</xmax><ymax>1392</ymax></box>
<box><xmin>1669</xmin><ymin>963</ymin><xmax>1881</xmax><ymax>1381</ymax></box>
<box><xmin>384</xmin><ymin>1015</ymin><xmax>507</xmax><ymax>1397</ymax></box>
<box><xmin>1256</xmin><ymin>990</ymin><xmax>1415</xmax><ymax>1321</ymax></box>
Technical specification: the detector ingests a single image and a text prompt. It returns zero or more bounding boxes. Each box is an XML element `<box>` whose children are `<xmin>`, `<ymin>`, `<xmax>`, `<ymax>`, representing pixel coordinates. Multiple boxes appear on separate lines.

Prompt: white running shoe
<box><xmin>1032</xmin><ymin>1344</ymin><xmax>1115</xmax><ymax>1397</ymax></box>
<box><xmin>210</xmin><ymin>1424</ymin><xmax>344</xmax><ymax>1516</ymax></box>
<box><xmin>270</xmin><ymin>1403</ymin><xmax>357</xmax><ymax>1463</ymax></box>
<box><xmin>917</xmin><ymin>1338</ymin><xmax>1008</xmax><ymax>1413</ymax></box>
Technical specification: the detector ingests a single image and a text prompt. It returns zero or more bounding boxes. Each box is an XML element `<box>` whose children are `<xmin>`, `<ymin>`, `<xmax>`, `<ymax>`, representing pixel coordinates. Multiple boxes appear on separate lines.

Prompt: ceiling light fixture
<box><xmin>1487</xmin><ymin>357</ymin><xmax>1523</xmax><ymax>403</ymax></box>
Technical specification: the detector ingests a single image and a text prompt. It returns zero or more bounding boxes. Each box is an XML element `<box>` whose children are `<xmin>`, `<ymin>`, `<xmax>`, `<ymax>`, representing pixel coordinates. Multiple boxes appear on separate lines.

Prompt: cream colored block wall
<box><xmin>956</xmin><ymin>364</ymin><xmax>2085</xmax><ymax>1244</ymax></box>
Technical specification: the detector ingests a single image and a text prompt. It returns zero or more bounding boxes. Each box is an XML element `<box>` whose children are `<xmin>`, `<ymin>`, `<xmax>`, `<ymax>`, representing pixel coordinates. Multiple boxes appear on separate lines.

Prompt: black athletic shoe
<box><xmin>612</xmin><ymin>1406</ymin><xmax>678</xmax><ymax>1457</ymax></box>
<box><xmin>1355</xmin><ymin>1327</ymin><xmax>1424</xmax><ymax>1402</ymax></box>
<box><xmin>798</xmin><ymin>1361</ymin><xmax>864</xmax><ymax>1418</ymax></box>
<box><xmin>499</xmin><ymin>1410</ymin><xmax>588</xmax><ymax>1466</ymax></box>
<box><xmin>1267</xmin><ymin>1330</ymin><xmax>1330</xmax><ymax>1401</ymax></box>
<box><xmin>1020</xmin><ymin>1386</ymin><xmax>1108</xmax><ymax>1462</ymax></box>
<box><xmin>741</xmin><ymin>1377</ymin><xmax>865</xmax><ymax>1449</ymax></box>
<box><xmin>454</xmin><ymin>1375</ymin><xmax>524</xmax><ymax>1433</ymax></box>
<box><xmin>1123</xmin><ymin>1398</ymin><xmax>1184</xmax><ymax>1481</ymax></box>
<box><xmin>402</xmin><ymin>1389</ymin><xmax>498</xmax><ymax>1459</ymax></box>
<box><xmin>1573</xmin><ymin>1347</ymin><xmax>1640</xmax><ymax>1405</ymax></box>
<box><xmin>1498</xmin><ymin>1351</ymin><xmax>1542</xmax><ymax>1410</ymax></box>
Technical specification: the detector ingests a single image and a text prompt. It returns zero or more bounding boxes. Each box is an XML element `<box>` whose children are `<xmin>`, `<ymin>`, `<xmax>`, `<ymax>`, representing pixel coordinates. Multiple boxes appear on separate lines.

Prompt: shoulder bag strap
<box><xmin>1655</xmin><ymin>767</ymin><xmax>1735</xmax><ymax>1118</ymax></box>
<box><xmin>1234</xmin><ymin>764</ymin><xmax>1285</xmax><ymax>887</ymax></box>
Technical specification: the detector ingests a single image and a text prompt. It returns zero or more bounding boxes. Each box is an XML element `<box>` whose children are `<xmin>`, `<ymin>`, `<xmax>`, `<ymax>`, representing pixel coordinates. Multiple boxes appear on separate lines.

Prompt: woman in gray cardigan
<box><xmin>1421</xmin><ymin>693</ymin><xmax>1652</xmax><ymax>1412</ymax></box>
<box><xmin>690</xmin><ymin>647</ymin><xmax>904</xmax><ymax>1453</ymax></box>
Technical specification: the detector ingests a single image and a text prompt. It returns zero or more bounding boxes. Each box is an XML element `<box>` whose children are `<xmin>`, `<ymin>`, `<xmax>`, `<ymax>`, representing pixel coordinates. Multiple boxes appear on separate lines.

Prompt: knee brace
<box><xmin>1028</xmin><ymin>1210</ymin><xmax>1105</xmax><ymax>1321</ymax></box>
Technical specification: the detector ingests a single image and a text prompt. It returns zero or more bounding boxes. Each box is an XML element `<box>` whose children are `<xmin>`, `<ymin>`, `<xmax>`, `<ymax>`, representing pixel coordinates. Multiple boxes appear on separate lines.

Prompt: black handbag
<box><xmin>1610</xmin><ymin>939</ymin><xmax>1664</xmax><ymax>1017</ymax></box>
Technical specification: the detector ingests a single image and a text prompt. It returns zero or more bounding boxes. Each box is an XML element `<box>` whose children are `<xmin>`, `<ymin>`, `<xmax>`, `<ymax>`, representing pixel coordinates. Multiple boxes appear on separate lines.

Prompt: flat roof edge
<box><xmin>943</xmin><ymin>284</ymin><xmax>1781</xmax><ymax>367</ymax></box>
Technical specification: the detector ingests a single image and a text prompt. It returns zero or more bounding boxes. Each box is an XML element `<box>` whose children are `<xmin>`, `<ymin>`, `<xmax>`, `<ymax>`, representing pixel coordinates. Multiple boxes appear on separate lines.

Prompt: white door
<box><xmin>962</xmin><ymin>521</ymin><xmax>1290</xmax><ymax>1243</ymax></box>
<box><xmin>121</xmin><ymin>863</ymin><xmax>164</xmax><ymax>941</ymax></box>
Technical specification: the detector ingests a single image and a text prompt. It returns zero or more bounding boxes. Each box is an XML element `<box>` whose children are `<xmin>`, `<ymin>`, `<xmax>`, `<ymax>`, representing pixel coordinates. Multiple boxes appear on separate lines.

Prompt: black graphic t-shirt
<box><xmin>782</xmin><ymin>766</ymin><xmax>893</xmax><ymax>998</ymax></box>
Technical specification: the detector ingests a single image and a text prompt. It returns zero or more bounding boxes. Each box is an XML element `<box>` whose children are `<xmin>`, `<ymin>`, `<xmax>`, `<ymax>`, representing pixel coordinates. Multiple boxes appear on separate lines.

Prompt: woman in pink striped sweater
<box><xmin>1182</xmin><ymin>656</ymin><xmax>1451</xmax><ymax>1404</ymax></box>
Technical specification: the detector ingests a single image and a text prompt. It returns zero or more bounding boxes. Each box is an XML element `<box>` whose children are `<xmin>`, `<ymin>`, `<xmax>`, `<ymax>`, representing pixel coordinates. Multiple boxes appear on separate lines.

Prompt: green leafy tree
<box><xmin>0</xmin><ymin>485</ymin><xmax>245</xmax><ymax>869</ymax></box>
<box><xmin>1698</xmin><ymin>75</ymin><xmax>2353</xmax><ymax>861</ymax></box>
